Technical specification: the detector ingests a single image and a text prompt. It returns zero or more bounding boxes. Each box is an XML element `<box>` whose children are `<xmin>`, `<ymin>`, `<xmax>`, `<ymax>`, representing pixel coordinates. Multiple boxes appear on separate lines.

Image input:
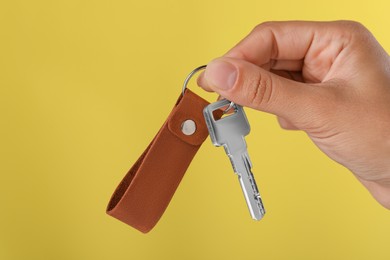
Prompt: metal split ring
<box><xmin>182</xmin><ymin>65</ymin><xmax>235</xmax><ymax>114</ymax></box>
<box><xmin>181</xmin><ymin>65</ymin><xmax>207</xmax><ymax>96</ymax></box>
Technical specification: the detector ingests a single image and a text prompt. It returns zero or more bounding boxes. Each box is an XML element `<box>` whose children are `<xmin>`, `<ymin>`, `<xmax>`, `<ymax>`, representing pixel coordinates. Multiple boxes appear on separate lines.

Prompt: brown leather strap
<box><xmin>106</xmin><ymin>89</ymin><xmax>210</xmax><ymax>233</ymax></box>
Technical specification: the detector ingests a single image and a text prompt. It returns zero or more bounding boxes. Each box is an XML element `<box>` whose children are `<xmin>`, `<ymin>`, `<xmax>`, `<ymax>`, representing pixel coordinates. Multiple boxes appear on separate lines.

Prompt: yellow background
<box><xmin>1</xmin><ymin>0</ymin><xmax>390</xmax><ymax>259</ymax></box>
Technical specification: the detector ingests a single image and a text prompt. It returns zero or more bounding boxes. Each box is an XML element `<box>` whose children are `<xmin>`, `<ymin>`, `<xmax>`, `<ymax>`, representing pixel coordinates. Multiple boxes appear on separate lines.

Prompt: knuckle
<box><xmin>252</xmin><ymin>21</ymin><xmax>276</xmax><ymax>33</ymax></box>
<box><xmin>337</xmin><ymin>20</ymin><xmax>370</xmax><ymax>35</ymax></box>
<box><xmin>343</xmin><ymin>20</ymin><xmax>366</xmax><ymax>31</ymax></box>
<box><xmin>246</xmin><ymin>72</ymin><xmax>274</xmax><ymax>109</ymax></box>
<box><xmin>278</xmin><ymin>118</ymin><xmax>295</xmax><ymax>130</ymax></box>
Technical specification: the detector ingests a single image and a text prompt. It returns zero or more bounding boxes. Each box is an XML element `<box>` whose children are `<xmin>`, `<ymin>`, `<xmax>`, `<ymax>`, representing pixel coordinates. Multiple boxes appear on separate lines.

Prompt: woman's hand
<box><xmin>198</xmin><ymin>21</ymin><xmax>390</xmax><ymax>209</ymax></box>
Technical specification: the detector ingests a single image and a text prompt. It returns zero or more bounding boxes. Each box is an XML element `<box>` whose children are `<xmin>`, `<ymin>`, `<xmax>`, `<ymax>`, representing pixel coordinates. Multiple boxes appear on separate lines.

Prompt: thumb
<box><xmin>201</xmin><ymin>57</ymin><xmax>329</xmax><ymax>124</ymax></box>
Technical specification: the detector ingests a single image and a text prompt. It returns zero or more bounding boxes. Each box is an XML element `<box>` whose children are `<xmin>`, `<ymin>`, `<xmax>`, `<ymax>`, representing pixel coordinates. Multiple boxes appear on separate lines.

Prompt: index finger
<box><xmin>224</xmin><ymin>21</ymin><xmax>351</xmax><ymax>71</ymax></box>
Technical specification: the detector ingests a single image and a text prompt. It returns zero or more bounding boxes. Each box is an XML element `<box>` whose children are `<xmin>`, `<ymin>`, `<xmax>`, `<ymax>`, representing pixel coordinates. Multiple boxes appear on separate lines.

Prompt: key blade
<box><xmin>242</xmin><ymin>153</ymin><xmax>265</xmax><ymax>219</ymax></box>
<box><xmin>231</xmin><ymin>151</ymin><xmax>265</xmax><ymax>220</ymax></box>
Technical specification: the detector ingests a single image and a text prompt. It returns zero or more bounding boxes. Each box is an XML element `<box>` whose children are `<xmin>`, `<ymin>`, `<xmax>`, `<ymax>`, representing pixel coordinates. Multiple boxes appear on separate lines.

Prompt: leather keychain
<box><xmin>106</xmin><ymin>66</ymin><xmax>216</xmax><ymax>233</ymax></box>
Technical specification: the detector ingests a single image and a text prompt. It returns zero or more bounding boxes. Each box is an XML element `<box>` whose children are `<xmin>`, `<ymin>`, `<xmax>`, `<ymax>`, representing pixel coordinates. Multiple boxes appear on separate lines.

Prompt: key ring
<box><xmin>182</xmin><ymin>65</ymin><xmax>235</xmax><ymax>114</ymax></box>
<box><xmin>223</xmin><ymin>101</ymin><xmax>236</xmax><ymax>114</ymax></box>
<box><xmin>182</xmin><ymin>65</ymin><xmax>207</xmax><ymax>96</ymax></box>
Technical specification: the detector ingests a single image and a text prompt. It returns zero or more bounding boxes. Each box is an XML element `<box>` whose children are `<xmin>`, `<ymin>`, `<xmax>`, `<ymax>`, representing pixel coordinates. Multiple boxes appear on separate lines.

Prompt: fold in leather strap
<box><xmin>106</xmin><ymin>89</ymin><xmax>210</xmax><ymax>233</ymax></box>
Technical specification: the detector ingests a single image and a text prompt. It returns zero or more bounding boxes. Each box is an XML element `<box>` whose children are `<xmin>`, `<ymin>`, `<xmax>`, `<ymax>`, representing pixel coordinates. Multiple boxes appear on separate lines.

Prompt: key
<box><xmin>203</xmin><ymin>99</ymin><xmax>265</xmax><ymax>220</ymax></box>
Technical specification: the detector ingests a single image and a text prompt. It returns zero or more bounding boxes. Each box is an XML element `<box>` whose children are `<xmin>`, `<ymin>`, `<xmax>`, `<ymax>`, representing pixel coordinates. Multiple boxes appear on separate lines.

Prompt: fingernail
<box><xmin>206</xmin><ymin>60</ymin><xmax>237</xmax><ymax>90</ymax></box>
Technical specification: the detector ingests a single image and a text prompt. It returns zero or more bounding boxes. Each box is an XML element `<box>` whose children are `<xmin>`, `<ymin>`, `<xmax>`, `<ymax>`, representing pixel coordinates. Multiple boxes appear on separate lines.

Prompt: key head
<box><xmin>203</xmin><ymin>99</ymin><xmax>250</xmax><ymax>147</ymax></box>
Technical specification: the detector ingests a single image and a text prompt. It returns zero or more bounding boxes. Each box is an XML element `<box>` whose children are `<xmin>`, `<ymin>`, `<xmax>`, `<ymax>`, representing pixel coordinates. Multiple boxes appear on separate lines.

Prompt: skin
<box><xmin>197</xmin><ymin>21</ymin><xmax>390</xmax><ymax>209</ymax></box>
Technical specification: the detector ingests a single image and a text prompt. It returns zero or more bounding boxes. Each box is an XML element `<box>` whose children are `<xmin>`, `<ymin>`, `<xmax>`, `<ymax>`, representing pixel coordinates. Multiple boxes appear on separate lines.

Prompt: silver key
<box><xmin>203</xmin><ymin>99</ymin><xmax>265</xmax><ymax>220</ymax></box>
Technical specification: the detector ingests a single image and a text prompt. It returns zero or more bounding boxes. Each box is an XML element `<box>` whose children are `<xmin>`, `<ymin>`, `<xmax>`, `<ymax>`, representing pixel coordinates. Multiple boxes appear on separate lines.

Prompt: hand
<box><xmin>197</xmin><ymin>21</ymin><xmax>390</xmax><ymax>209</ymax></box>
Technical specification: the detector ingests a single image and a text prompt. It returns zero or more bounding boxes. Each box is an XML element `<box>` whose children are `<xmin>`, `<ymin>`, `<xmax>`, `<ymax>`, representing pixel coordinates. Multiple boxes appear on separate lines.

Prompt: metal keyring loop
<box><xmin>182</xmin><ymin>65</ymin><xmax>207</xmax><ymax>96</ymax></box>
<box><xmin>223</xmin><ymin>101</ymin><xmax>236</xmax><ymax>114</ymax></box>
<box><xmin>182</xmin><ymin>64</ymin><xmax>236</xmax><ymax>112</ymax></box>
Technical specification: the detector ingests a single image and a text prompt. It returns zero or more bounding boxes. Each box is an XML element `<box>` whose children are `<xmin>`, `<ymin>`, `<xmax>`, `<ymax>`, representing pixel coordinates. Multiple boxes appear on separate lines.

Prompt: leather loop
<box><xmin>106</xmin><ymin>89</ymin><xmax>210</xmax><ymax>233</ymax></box>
